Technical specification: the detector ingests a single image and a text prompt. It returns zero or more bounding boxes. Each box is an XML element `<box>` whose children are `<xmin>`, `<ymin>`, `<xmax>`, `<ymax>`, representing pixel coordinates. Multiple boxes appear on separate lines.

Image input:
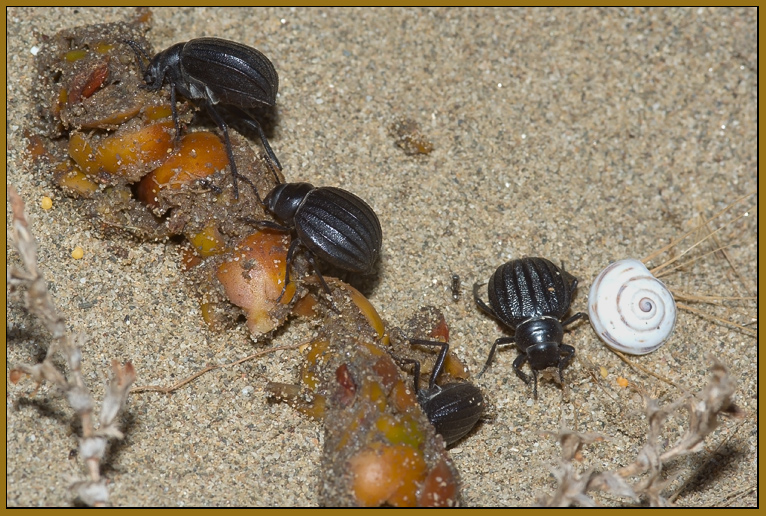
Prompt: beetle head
<box><xmin>526</xmin><ymin>342</ymin><xmax>563</xmax><ymax>371</ymax></box>
<box><xmin>143</xmin><ymin>43</ymin><xmax>185</xmax><ymax>91</ymax></box>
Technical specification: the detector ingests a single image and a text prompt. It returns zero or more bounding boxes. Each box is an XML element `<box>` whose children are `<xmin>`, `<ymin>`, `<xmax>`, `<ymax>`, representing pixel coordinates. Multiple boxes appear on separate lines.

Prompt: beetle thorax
<box><xmin>515</xmin><ymin>316</ymin><xmax>564</xmax><ymax>352</ymax></box>
<box><xmin>264</xmin><ymin>182</ymin><xmax>315</xmax><ymax>225</ymax></box>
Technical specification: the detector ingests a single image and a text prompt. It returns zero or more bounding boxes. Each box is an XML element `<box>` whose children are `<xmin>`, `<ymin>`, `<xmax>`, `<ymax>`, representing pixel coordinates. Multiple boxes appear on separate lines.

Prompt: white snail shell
<box><xmin>588</xmin><ymin>258</ymin><xmax>677</xmax><ymax>355</ymax></box>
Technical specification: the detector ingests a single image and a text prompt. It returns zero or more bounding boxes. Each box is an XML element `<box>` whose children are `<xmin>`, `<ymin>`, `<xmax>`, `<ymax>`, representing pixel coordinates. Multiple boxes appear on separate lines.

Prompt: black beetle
<box><xmin>252</xmin><ymin>182</ymin><xmax>382</xmax><ymax>301</ymax></box>
<box><xmin>125</xmin><ymin>37</ymin><xmax>281</xmax><ymax>199</ymax></box>
<box><xmin>474</xmin><ymin>257</ymin><xmax>587</xmax><ymax>397</ymax></box>
<box><xmin>397</xmin><ymin>339</ymin><xmax>484</xmax><ymax>446</ymax></box>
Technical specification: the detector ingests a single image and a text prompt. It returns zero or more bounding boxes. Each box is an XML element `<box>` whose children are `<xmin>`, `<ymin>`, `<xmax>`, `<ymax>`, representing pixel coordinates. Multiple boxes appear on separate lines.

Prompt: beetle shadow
<box><xmin>244</xmin><ymin>104</ymin><xmax>281</xmax><ymax>139</ymax></box>
<box><xmin>449</xmin><ymin>416</ymin><xmax>487</xmax><ymax>449</ymax></box>
<box><xmin>328</xmin><ymin>265</ymin><xmax>383</xmax><ymax>299</ymax></box>
<box><xmin>225</xmin><ymin>104</ymin><xmax>281</xmax><ymax>146</ymax></box>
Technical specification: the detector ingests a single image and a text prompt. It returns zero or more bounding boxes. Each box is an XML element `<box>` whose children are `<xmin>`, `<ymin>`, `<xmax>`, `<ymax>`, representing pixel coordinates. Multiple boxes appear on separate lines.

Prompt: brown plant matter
<box><xmin>265</xmin><ymin>281</ymin><xmax>461</xmax><ymax>506</ymax></box>
<box><xmin>7</xmin><ymin>184</ymin><xmax>136</xmax><ymax>507</ymax></box>
<box><xmin>538</xmin><ymin>359</ymin><xmax>743</xmax><ymax>507</ymax></box>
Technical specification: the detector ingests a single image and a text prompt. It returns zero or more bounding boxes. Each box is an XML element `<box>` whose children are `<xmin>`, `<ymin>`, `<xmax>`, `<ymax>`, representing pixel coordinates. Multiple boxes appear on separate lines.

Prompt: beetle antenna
<box><xmin>122</xmin><ymin>39</ymin><xmax>149</xmax><ymax>74</ymax></box>
<box><xmin>234</xmin><ymin>173</ymin><xmax>264</xmax><ymax>204</ymax></box>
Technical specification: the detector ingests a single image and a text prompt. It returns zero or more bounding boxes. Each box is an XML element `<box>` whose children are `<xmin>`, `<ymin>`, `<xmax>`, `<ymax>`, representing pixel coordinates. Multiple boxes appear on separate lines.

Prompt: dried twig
<box><xmin>7</xmin><ymin>184</ymin><xmax>136</xmax><ymax>506</ymax></box>
<box><xmin>131</xmin><ymin>343</ymin><xmax>304</xmax><ymax>394</ymax></box>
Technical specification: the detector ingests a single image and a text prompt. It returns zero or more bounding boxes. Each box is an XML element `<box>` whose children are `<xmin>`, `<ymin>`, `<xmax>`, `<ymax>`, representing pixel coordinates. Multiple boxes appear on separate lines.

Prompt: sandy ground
<box><xmin>6</xmin><ymin>7</ymin><xmax>758</xmax><ymax>507</ymax></box>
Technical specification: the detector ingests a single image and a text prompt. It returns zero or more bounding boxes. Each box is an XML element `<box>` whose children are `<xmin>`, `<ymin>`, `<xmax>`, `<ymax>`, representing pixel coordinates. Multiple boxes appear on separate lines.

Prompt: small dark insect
<box><xmin>451</xmin><ymin>273</ymin><xmax>461</xmax><ymax>301</ymax></box>
<box><xmin>68</xmin><ymin>448</ymin><xmax>78</xmax><ymax>460</ymax></box>
<box><xmin>124</xmin><ymin>37</ymin><xmax>281</xmax><ymax>199</ymax></box>
<box><xmin>474</xmin><ymin>257</ymin><xmax>587</xmax><ymax>397</ymax></box>
<box><xmin>250</xmin><ymin>182</ymin><xmax>382</xmax><ymax>301</ymax></box>
<box><xmin>397</xmin><ymin>339</ymin><xmax>484</xmax><ymax>446</ymax></box>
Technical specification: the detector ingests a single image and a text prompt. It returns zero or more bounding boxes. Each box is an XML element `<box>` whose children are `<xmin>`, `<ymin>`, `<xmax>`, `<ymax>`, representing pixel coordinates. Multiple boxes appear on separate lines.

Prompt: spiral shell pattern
<box><xmin>588</xmin><ymin>258</ymin><xmax>677</xmax><ymax>355</ymax></box>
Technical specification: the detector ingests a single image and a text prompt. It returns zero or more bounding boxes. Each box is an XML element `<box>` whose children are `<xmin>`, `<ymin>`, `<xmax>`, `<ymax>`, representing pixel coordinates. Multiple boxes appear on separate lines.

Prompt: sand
<box><xmin>6</xmin><ymin>7</ymin><xmax>757</xmax><ymax>507</ymax></box>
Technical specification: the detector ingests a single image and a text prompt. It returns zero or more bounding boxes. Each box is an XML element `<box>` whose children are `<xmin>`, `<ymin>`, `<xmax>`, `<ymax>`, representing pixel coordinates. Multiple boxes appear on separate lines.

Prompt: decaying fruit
<box><xmin>216</xmin><ymin>230</ymin><xmax>297</xmax><ymax>336</ymax></box>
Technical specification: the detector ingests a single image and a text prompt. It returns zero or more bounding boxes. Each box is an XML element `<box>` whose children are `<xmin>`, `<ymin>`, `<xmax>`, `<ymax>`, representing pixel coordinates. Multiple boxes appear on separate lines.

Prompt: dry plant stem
<box><xmin>131</xmin><ymin>343</ymin><xmax>304</xmax><ymax>394</ymax></box>
<box><xmin>541</xmin><ymin>359</ymin><xmax>742</xmax><ymax>507</ymax></box>
<box><xmin>714</xmin><ymin>486</ymin><xmax>756</xmax><ymax>507</ymax></box>
<box><xmin>640</xmin><ymin>195</ymin><xmax>757</xmax><ymax>338</ymax></box>
<box><xmin>7</xmin><ymin>184</ymin><xmax>136</xmax><ymax>507</ymax></box>
<box><xmin>671</xmin><ymin>292</ymin><xmax>756</xmax><ymax>303</ymax></box>
<box><xmin>654</xmin><ymin>242</ymin><xmax>735</xmax><ymax>279</ymax></box>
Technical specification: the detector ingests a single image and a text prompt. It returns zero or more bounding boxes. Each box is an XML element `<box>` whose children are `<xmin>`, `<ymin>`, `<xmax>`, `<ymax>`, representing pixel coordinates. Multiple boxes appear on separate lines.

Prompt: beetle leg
<box><xmin>203</xmin><ymin>102</ymin><xmax>243</xmax><ymax>200</ymax></box>
<box><xmin>306</xmin><ymin>253</ymin><xmax>332</xmax><ymax>294</ymax></box>
<box><xmin>512</xmin><ymin>353</ymin><xmax>531</xmax><ymax>386</ymax></box>
<box><xmin>122</xmin><ymin>39</ymin><xmax>149</xmax><ymax>75</ymax></box>
<box><xmin>561</xmin><ymin>311</ymin><xmax>588</xmax><ymax>328</ymax></box>
<box><xmin>240</xmin><ymin>217</ymin><xmax>289</xmax><ymax>232</ymax></box>
<box><xmin>409</xmin><ymin>339</ymin><xmax>449</xmax><ymax>390</ymax></box>
<box><xmin>531</xmin><ymin>369</ymin><xmax>539</xmax><ymax>399</ymax></box>
<box><xmin>559</xmin><ymin>261</ymin><xmax>579</xmax><ymax>290</ymax></box>
<box><xmin>233</xmin><ymin>173</ymin><xmax>264</xmax><ymax>204</ymax></box>
<box><xmin>473</xmin><ymin>282</ymin><xmax>498</xmax><ymax>319</ymax></box>
<box><xmin>223</xmin><ymin>105</ymin><xmax>283</xmax><ymax>179</ymax></box>
<box><xmin>390</xmin><ymin>353</ymin><xmax>422</xmax><ymax>395</ymax></box>
<box><xmin>169</xmin><ymin>83</ymin><xmax>182</xmax><ymax>141</ymax></box>
<box><xmin>251</xmin><ymin>115</ymin><xmax>282</xmax><ymax>172</ymax></box>
<box><xmin>304</xmin><ymin>253</ymin><xmax>342</xmax><ymax>313</ymax></box>
<box><xmin>559</xmin><ymin>344</ymin><xmax>576</xmax><ymax>378</ymax></box>
<box><xmin>478</xmin><ymin>336</ymin><xmax>515</xmax><ymax>378</ymax></box>
<box><xmin>275</xmin><ymin>237</ymin><xmax>301</xmax><ymax>303</ymax></box>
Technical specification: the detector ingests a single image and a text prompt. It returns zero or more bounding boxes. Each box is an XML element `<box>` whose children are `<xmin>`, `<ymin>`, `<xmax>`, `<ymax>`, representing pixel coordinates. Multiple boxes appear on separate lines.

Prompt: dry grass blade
<box><xmin>701</xmin><ymin>206</ymin><xmax>756</xmax><ymax>297</ymax></box>
<box><xmin>648</xmin><ymin>206</ymin><xmax>753</xmax><ymax>277</ymax></box>
<box><xmin>641</xmin><ymin>192</ymin><xmax>754</xmax><ymax>266</ymax></box>
<box><xmin>609</xmin><ymin>348</ymin><xmax>686</xmax><ymax>393</ymax></box>
<box><xmin>653</xmin><ymin>242</ymin><xmax>735</xmax><ymax>279</ymax></box>
<box><xmin>714</xmin><ymin>486</ymin><xmax>756</xmax><ymax>507</ymax></box>
<box><xmin>637</xmin><ymin>193</ymin><xmax>757</xmax><ymax>343</ymax></box>
<box><xmin>675</xmin><ymin>302</ymin><xmax>757</xmax><ymax>337</ymax></box>
<box><xmin>670</xmin><ymin>292</ymin><xmax>756</xmax><ymax>303</ymax></box>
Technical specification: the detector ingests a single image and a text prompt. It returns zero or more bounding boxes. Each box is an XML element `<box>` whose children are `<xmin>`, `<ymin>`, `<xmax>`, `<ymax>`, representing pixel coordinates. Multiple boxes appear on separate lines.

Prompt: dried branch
<box><xmin>7</xmin><ymin>184</ymin><xmax>136</xmax><ymax>506</ymax></box>
<box><xmin>538</xmin><ymin>358</ymin><xmax>742</xmax><ymax>507</ymax></box>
